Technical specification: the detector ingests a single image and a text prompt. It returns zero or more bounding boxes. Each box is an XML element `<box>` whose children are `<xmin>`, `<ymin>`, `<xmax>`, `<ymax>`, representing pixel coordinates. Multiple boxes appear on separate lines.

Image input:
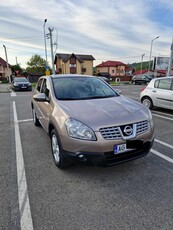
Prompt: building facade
<box><xmin>54</xmin><ymin>53</ymin><xmax>95</xmax><ymax>75</ymax></box>
<box><xmin>0</xmin><ymin>57</ymin><xmax>12</xmax><ymax>79</ymax></box>
<box><xmin>96</xmin><ymin>61</ymin><xmax>128</xmax><ymax>77</ymax></box>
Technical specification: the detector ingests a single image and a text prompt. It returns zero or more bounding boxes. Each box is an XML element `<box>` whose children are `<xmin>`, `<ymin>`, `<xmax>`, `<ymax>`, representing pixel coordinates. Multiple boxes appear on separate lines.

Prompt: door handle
<box><xmin>152</xmin><ymin>90</ymin><xmax>157</xmax><ymax>93</ymax></box>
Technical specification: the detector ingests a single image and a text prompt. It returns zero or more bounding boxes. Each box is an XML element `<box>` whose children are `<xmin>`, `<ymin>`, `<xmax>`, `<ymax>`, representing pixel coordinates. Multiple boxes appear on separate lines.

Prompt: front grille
<box><xmin>100</xmin><ymin>127</ymin><xmax>121</xmax><ymax>140</ymax></box>
<box><xmin>136</xmin><ymin>120</ymin><xmax>148</xmax><ymax>135</ymax></box>
<box><xmin>100</xmin><ymin>120</ymin><xmax>148</xmax><ymax>140</ymax></box>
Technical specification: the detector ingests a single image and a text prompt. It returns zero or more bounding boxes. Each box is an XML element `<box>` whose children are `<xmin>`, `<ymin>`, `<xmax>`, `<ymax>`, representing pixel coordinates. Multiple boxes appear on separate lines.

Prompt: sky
<box><xmin>0</xmin><ymin>0</ymin><xmax>173</xmax><ymax>69</ymax></box>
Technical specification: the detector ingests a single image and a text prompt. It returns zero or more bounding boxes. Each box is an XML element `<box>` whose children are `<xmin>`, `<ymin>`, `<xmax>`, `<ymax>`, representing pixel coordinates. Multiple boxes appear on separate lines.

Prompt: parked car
<box><xmin>131</xmin><ymin>75</ymin><xmax>153</xmax><ymax>85</ymax></box>
<box><xmin>31</xmin><ymin>74</ymin><xmax>154</xmax><ymax>168</ymax></box>
<box><xmin>12</xmin><ymin>77</ymin><xmax>32</xmax><ymax>91</ymax></box>
<box><xmin>98</xmin><ymin>76</ymin><xmax>110</xmax><ymax>84</ymax></box>
<box><xmin>140</xmin><ymin>76</ymin><xmax>173</xmax><ymax>110</ymax></box>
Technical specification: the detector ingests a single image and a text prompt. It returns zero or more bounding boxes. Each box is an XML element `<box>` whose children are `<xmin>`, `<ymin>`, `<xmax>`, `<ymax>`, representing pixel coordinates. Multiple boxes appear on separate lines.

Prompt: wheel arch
<box><xmin>141</xmin><ymin>95</ymin><xmax>153</xmax><ymax>103</ymax></box>
<box><xmin>48</xmin><ymin>123</ymin><xmax>56</xmax><ymax>138</ymax></box>
<box><xmin>141</xmin><ymin>96</ymin><xmax>154</xmax><ymax>109</ymax></box>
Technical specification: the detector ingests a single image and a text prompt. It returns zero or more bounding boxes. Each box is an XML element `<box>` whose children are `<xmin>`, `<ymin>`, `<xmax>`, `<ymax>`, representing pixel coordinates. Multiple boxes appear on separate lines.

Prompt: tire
<box><xmin>51</xmin><ymin>129</ymin><xmax>70</xmax><ymax>169</ymax></box>
<box><xmin>32</xmin><ymin>106</ymin><xmax>40</xmax><ymax>126</ymax></box>
<box><xmin>141</xmin><ymin>97</ymin><xmax>153</xmax><ymax>109</ymax></box>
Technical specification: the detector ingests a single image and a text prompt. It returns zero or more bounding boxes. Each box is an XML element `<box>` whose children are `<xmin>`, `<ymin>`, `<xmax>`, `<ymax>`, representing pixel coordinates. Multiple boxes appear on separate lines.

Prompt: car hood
<box><xmin>58</xmin><ymin>95</ymin><xmax>149</xmax><ymax>130</ymax></box>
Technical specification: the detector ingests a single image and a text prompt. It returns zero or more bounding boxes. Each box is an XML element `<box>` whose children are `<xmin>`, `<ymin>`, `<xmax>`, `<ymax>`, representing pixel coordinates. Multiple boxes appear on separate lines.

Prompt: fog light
<box><xmin>78</xmin><ymin>154</ymin><xmax>87</xmax><ymax>162</ymax></box>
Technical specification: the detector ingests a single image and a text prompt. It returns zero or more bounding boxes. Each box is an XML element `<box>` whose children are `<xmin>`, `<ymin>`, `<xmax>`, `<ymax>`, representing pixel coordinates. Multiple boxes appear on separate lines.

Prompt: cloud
<box><xmin>0</xmin><ymin>0</ymin><xmax>173</xmax><ymax>68</ymax></box>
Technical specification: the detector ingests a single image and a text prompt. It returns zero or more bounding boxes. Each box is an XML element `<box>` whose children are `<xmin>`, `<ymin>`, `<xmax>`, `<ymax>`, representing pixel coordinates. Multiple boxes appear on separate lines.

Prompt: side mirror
<box><xmin>115</xmin><ymin>89</ymin><xmax>121</xmax><ymax>95</ymax></box>
<box><xmin>33</xmin><ymin>93</ymin><xmax>48</xmax><ymax>102</ymax></box>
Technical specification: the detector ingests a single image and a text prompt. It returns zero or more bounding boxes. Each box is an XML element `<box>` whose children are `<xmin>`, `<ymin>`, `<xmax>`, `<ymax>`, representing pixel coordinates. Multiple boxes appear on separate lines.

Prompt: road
<box><xmin>0</xmin><ymin>85</ymin><xmax>173</xmax><ymax>230</ymax></box>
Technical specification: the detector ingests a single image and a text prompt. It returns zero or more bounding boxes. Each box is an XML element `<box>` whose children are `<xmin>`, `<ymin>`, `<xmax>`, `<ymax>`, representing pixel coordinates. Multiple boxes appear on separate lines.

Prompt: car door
<box><xmin>33</xmin><ymin>78</ymin><xmax>44</xmax><ymax>118</ymax></box>
<box><xmin>152</xmin><ymin>78</ymin><xmax>172</xmax><ymax>109</ymax></box>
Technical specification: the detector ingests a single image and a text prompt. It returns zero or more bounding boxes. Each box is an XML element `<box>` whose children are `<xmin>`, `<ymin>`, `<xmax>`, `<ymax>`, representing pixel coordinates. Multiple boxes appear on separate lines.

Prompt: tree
<box><xmin>11</xmin><ymin>63</ymin><xmax>23</xmax><ymax>75</ymax></box>
<box><xmin>26</xmin><ymin>54</ymin><xmax>50</xmax><ymax>75</ymax></box>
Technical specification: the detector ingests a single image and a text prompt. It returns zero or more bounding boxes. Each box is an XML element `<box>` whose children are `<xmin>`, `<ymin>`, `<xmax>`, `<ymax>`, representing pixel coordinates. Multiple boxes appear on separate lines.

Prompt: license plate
<box><xmin>21</xmin><ymin>86</ymin><xmax>26</xmax><ymax>88</ymax></box>
<box><xmin>114</xmin><ymin>143</ymin><xmax>126</xmax><ymax>154</ymax></box>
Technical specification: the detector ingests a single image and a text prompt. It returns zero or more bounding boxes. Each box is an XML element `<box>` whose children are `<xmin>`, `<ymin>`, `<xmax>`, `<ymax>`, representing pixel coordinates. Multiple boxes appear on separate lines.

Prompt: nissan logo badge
<box><xmin>124</xmin><ymin>126</ymin><xmax>133</xmax><ymax>136</ymax></box>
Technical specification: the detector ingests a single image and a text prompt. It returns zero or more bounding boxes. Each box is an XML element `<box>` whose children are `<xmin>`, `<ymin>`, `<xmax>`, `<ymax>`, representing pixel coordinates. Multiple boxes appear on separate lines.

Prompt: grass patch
<box><xmin>110</xmin><ymin>81</ymin><xmax>131</xmax><ymax>86</ymax></box>
<box><xmin>32</xmin><ymin>83</ymin><xmax>37</xmax><ymax>88</ymax></box>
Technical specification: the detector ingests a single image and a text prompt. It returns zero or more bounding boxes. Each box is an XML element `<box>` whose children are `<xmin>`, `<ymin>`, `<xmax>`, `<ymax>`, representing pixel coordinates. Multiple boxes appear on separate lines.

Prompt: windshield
<box><xmin>14</xmin><ymin>78</ymin><xmax>29</xmax><ymax>82</ymax></box>
<box><xmin>53</xmin><ymin>77</ymin><xmax>118</xmax><ymax>100</ymax></box>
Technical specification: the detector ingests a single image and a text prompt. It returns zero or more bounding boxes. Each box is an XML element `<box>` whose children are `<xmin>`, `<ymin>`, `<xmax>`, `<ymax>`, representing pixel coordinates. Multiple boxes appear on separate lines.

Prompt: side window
<box><xmin>36</xmin><ymin>79</ymin><xmax>43</xmax><ymax>92</ymax></box>
<box><xmin>40</xmin><ymin>79</ymin><xmax>50</xmax><ymax>100</ymax></box>
<box><xmin>154</xmin><ymin>80</ymin><xmax>159</xmax><ymax>88</ymax></box>
<box><xmin>155</xmin><ymin>79</ymin><xmax>172</xmax><ymax>90</ymax></box>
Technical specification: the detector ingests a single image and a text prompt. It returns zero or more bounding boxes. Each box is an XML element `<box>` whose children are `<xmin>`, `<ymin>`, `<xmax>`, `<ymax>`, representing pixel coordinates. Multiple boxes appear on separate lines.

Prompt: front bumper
<box><xmin>13</xmin><ymin>85</ymin><xmax>32</xmax><ymax>91</ymax></box>
<box><xmin>62</xmin><ymin>139</ymin><xmax>154</xmax><ymax>167</ymax></box>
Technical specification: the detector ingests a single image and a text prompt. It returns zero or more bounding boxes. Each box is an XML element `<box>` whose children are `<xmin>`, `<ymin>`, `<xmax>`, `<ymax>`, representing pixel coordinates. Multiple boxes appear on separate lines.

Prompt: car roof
<box><xmin>52</xmin><ymin>74</ymin><xmax>94</xmax><ymax>79</ymax></box>
<box><xmin>40</xmin><ymin>74</ymin><xmax>96</xmax><ymax>80</ymax></box>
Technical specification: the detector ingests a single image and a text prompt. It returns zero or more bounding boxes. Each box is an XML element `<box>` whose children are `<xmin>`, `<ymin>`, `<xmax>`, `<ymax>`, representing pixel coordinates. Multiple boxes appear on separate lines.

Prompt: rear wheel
<box><xmin>51</xmin><ymin>129</ymin><xmax>70</xmax><ymax>169</ymax></box>
<box><xmin>141</xmin><ymin>97</ymin><xmax>153</xmax><ymax>109</ymax></box>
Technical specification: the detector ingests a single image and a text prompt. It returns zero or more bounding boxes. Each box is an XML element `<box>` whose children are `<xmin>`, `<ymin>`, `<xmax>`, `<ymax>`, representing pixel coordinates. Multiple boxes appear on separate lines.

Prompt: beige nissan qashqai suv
<box><xmin>31</xmin><ymin>74</ymin><xmax>154</xmax><ymax>169</ymax></box>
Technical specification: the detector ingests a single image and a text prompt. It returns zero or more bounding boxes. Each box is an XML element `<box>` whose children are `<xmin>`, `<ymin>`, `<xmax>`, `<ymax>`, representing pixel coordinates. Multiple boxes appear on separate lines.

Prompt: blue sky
<box><xmin>0</xmin><ymin>0</ymin><xmax>173</xmax><ymax>69</ymax></box>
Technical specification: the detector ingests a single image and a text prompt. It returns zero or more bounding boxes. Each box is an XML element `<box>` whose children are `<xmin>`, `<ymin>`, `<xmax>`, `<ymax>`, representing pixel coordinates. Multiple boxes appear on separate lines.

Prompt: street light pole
<box><xmin>3</xmin><ymin>45</ymin><xmax>11</xmax><ymax>82</ymax></box>
<box><xmin>148</xmin><ymin>36</ymin><xmax>159</xmax><ymax>73</ymax></box>
<box><xmin>48</xmin><ymin>27</ymin><xmax>55</xmax><ymax>74</ymax></box>
<box><xmin>43</xmin><ymin>19</ymin><xmax>48</xmax><ymax>67</ymax></box>
<box><xmin>167</xmin><ymin>37</ymin><xmax>173</xmax><ymax>76</ymax></box>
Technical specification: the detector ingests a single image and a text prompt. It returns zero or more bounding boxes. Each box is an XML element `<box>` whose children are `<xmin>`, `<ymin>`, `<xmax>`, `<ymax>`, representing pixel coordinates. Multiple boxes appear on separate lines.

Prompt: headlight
<box><xmin>148</xmin><ymin>109</ymin><xmax>154</xmax><ymax>129</ymax></box>
<box><xmin>65</xmin><ymin>118</ymin><xmax>96</xmax><ymax>141</ymax></box>
<box><xmin>28</xmin><ymin>83</ymin><xmax>31</xmax><ymax>86</ymax></box>
<box><xmin>14</xmin><ymin>83</ymin><xmax>18</xmax><ymax>86</ymax></box>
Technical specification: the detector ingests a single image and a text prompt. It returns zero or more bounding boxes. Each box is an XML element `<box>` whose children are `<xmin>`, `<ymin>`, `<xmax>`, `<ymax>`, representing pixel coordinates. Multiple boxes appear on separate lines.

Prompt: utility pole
<box><xmin>43</xmin><ymin>19</ymin><xmax>48</xmax><ymax>67</ymax></box>
<box><xmin>148</xmin><ymin>36</ymin><xmax>159</xmax><ymax>75</ymax></box>
<box><xmin>167</xmin><ymin>38</ymin><xmax>173</xmax><ymax>76</ymax></box>
<box><xmin>3</xmin><ymin>45</ymin><xmax>11</xmax><ymax>82</ymax></box>
<box><xmin>140</xmin><ymin>54</ymin><xmax>145</xmax><ymax>75</ymax></box>
<box><xmin>48</xmin><ymin>27</ymin><xmax>55</xmax><ymax>74</ymax></box>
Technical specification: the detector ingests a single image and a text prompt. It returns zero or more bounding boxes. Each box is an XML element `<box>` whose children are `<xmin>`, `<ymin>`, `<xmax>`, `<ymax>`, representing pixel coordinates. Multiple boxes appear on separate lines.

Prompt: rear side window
<box><xmin>154</xmin><ymin>78</ymin><xmax>172</xmax><ymax>90</ymax></box>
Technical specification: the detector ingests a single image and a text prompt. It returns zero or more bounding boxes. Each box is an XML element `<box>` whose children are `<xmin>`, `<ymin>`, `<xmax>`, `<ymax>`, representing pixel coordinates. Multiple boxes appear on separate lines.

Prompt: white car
<box><xmin>140</xmin><ymin>76</ymin><xmax>173</xmax><ymax>110</ymax></box>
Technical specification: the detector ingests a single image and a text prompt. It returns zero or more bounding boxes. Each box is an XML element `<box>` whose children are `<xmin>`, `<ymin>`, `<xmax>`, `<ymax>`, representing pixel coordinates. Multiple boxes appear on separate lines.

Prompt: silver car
<box><xmin>140</xmin><ymin>76</ymin><xmax>173</xmax><ymax>110</ymax></box>
<box><xmin>31</xmin><ymin>74</ymin><xmax>154</xmax><ymax>168</ymax></box>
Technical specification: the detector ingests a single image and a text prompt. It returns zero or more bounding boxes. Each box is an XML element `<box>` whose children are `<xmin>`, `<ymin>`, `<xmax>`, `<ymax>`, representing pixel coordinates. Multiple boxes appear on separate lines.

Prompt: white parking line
<box><xmin>152</xmin><ymin>113</ymin><xmax>173</xmax><ymax>121</ymax></box>
<box><xmin>13</xmin><ymin>101</ymin><xmax>34</xmax><ymax>230</ymax></box>
<box><xmin>18</xmin><ymin>119</ymin><xmax>33</xmax><ymax>123</ymax></box>
<box><xmin>151</xmin><ymin>149</ymin><xmax>173</xmax><ymax>164</ymax></box>
<box><xmin>155</xmin><ymin>139</ymin><xmax>173</xmax><ymax>149</ymax></box>
<box><xmin>11</xmin><ymin>91</ymin><xmax>17</xmax><ymax>97</ymax></box>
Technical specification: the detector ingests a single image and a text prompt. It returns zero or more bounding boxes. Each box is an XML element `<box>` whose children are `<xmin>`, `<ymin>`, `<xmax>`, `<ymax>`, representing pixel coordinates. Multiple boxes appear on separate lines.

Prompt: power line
<box><xmin>1</xmin><ymin>36</ymin><xmax>41</xmax><ymax>41</ymax></box>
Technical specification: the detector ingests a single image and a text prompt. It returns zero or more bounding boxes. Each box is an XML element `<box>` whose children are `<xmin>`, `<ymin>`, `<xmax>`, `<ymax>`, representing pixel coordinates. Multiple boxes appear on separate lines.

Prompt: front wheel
<box><xmin>32</xmin><ymin>107</ymin><xmax>40</xmax><ymax>126</ymax></box>
<box><xmin>141</xmin><ymin>97</ymin><xmax>153</xmax><ymax>109</ymax></box>
<box><xmin>51</xmin><ymin>129</ymin><xmax>70</xmax><ymax>169</ymax></box>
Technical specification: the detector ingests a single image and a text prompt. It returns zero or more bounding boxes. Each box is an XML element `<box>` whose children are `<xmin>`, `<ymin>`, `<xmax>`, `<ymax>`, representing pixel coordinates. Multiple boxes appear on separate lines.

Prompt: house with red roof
<box><xmin>132</xmin><ymin>69</ymin><xmax>154</xmax><ymax>76</ymax></box>
<box><xmin>95</xmin><ymin>60</ymin><xmax>130</xmax><ymax>81</ymax></box>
